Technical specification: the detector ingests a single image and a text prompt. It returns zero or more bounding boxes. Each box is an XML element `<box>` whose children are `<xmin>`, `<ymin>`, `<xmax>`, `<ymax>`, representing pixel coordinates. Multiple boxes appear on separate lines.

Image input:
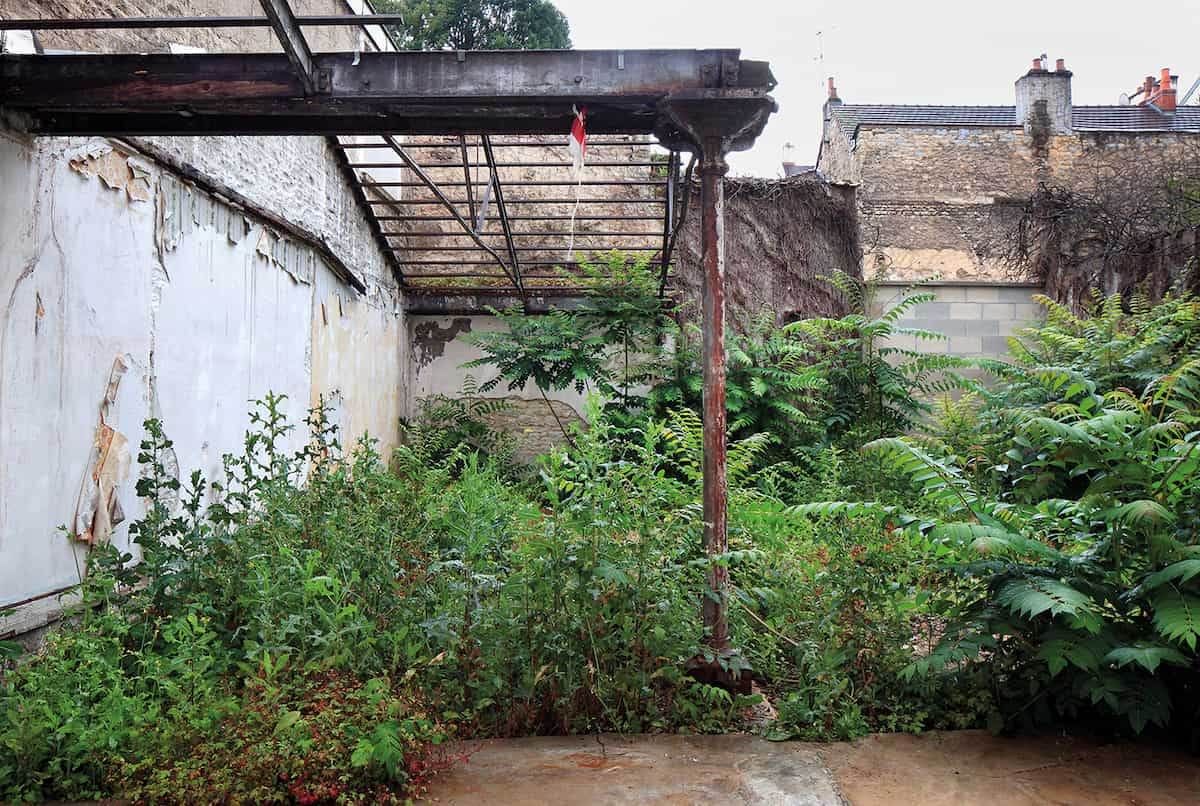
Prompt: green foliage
<box><xmin>401</xmin><ymin>378</ymin><xmax>517</xmax><ymax>472</ymax></box>
<box><xmin>794</xmin><ymin>289</ymin><xmax>1200</xmax><ymax>737</ymax></box>
<box><xmin>788</xmin><ymin>271</ymin><xmax>972</xmax><ymax>441</ymax></box>
<box><xmin>650</xmin><ymin>312</ymin><xmax>825</xmax><ymax>449</ymax></box>
<box><xmin>377</xmin><ymin>0</ymin><xmax>571</xmax><ymax>50</ymax></box>
<box><xmin>462</xmin><ymin>255</ymin><xmax>673</xmax><ymax>439</ymax></box>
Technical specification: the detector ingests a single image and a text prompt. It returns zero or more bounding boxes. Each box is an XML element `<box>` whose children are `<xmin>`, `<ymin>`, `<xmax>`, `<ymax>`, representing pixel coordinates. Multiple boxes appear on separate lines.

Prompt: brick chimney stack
<box><xmin>1015</xmin><ymin>55</ymin><xmax>1073</xmax><ymax>135</ymax></box>
<box><xmin>1139</xmin><ymin>68</ymin><xmax>1178</xmax><ymax>112</ymax></box>
<box><xmin>822</xmin><ymin>76</ymin><xmax>842</xmax><ymax>144</ymax></box>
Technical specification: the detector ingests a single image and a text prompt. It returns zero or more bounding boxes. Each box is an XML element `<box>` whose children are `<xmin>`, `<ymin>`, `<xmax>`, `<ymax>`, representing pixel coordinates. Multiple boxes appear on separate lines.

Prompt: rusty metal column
<box><xmin>698</xmin><ymin>137</ymin><xmax>730</xmax><ymax>655</ymax></box>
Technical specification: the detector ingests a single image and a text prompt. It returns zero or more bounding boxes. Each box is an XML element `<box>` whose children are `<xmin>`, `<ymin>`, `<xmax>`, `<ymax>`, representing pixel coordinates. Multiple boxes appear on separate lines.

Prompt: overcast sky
<box><xmin>552</xmin><ymin>0</ymin><xmax>1200</xmax><ymax>177</ymax></box>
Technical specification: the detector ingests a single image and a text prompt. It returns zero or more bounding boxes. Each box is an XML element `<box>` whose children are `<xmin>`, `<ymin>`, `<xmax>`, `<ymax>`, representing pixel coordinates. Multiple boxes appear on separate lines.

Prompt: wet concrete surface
<box><xmin>822</xmin><ymin>730</ymin><xmax>1200</xmax><ymax>806</ymax></box>
<box><xmin>423</xmin><ymin>733</ymin><xmax>846</xmax><ymax>805</ymax></box>
<box><xmin>423</xmin><ymin>730</ymin><xmax>1200</xmax><ymax>805</ymax></box>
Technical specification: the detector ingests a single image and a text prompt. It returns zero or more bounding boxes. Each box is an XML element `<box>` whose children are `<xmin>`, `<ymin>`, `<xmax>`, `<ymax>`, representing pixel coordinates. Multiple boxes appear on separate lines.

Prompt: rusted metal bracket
<box><xmin>257</xmin><ymin>0</ymin><xmax>323</xmax><ymax>96</ymax></box>
<box><xmin>381</xmin><ymin>135</ymin><xmax>520</xmax><ymax>291</ymax></box>
<box><xmin>481</xmin><ymin>135</ymin><xmax>526</xmax><ymax>300</ymax></box>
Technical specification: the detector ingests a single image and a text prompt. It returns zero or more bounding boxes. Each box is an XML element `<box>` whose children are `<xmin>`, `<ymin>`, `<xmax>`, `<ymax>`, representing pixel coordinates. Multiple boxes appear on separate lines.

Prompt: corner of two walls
<box><xmin>0</xmin><ymin>127</ymin><xmax>406</xmax><ymax>623</ymax></box>
<box><xmin>405</xmin><ymin>313</ymin><xmax>586</xmax><ymax>462</ymax></box>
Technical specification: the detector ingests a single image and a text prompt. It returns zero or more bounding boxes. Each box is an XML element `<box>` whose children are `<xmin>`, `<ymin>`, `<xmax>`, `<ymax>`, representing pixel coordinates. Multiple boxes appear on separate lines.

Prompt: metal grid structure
<box><xmin>339</xmin><ymin>134</ymin><xmax>688</xmax><ymax>297</ymax></box>
<box><xmin>0</xmin><ymin>8</ymin><xmax>732</xmax><ymax>300</ymax></box>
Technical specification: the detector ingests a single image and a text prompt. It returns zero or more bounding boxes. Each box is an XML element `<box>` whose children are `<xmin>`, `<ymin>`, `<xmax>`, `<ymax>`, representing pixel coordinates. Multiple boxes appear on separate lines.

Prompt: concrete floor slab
<box><xmin>424</xmin><ymin>733</ymin><xmax>846</xmax><ymax>805</ymax></box>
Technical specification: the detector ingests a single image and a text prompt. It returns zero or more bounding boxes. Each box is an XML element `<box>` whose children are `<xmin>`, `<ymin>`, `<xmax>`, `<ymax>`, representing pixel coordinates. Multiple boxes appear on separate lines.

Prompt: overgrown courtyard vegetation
<box><xmin>2</xmin><ymin>260</ymin><xmax>1199</xmax><ymax>803</ymax></box>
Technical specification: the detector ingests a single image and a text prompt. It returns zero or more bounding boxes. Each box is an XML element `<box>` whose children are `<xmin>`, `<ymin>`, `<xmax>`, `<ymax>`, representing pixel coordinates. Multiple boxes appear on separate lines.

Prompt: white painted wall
<box><xmin>0</xmin><ymin>131</ymin><xmax>407</xmax><ymax>621</ymax></box>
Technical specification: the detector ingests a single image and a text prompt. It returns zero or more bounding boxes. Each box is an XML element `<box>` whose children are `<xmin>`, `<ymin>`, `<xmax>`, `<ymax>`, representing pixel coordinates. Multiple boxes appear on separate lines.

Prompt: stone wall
<box><xmin>820</xmin><ymin>120</ymin><xmax>1200</xmax><ymax>287</ymax></box>
<box><xmin>407</xmin><ymin>314</ymin><xmax>590</xmax><ymax>461</ymax></box>
<box><xmin>823</xmin><ymin>126</ymin><xmax>1033</xmax><ymax>282</ymax></box>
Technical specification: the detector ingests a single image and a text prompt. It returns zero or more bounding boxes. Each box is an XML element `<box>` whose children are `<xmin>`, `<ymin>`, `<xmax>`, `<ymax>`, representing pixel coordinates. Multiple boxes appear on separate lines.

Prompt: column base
<box><xmin>685</xmin><ymin>650</ymin><xmax>754</xmax><ymax>695</ymax></box>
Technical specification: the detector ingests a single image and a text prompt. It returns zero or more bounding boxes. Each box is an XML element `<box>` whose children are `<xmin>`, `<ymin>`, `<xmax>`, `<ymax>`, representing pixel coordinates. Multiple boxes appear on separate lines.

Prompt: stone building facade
<box><xmin>815</xmin><ymin>58</ymin><xmax>1200</xmax><ymax>358</ymax></box>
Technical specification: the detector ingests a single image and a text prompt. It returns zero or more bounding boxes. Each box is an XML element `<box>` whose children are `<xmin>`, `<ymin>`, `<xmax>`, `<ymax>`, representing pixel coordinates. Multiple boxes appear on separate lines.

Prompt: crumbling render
<box><xmin>71</xmin><ymin>356</ymin><xmax>131</xmax><ymax>546</ymax></box>
<box><xmin>67</xmin><ymin>142</ymin><xmax>152</xmax><ymax>202</ymax></box>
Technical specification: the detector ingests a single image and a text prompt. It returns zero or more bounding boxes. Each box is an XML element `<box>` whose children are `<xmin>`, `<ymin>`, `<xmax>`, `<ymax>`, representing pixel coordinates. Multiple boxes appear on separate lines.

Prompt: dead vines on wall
<box><xmin>673</xmin><ymin>176</ymin><xmax>861</xmax><ymax>329</ymax></box>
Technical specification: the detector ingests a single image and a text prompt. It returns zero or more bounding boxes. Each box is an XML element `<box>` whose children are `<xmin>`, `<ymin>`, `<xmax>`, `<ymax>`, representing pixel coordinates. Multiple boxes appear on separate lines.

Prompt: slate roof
<box><xmin>831</xmin><ymin>104</ymin><xmax>1200</xmax><ymax>137</ymax></box>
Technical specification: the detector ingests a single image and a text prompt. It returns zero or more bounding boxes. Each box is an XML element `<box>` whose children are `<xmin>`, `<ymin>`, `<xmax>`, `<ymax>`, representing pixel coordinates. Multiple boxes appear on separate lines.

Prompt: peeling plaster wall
<box><xmin>0</xmin><ymin>130</ymin><xmax>407</xmax><ymax>621</ymax></box>
<box><xmin>4</xmin><ymin>0</ymin><xmax>400</xmax><ymax>304</ymax></box>
<box><xmin>408</xmin><ymin>315</ymin><xmax>586</xmax><ymax>462</ymax></box>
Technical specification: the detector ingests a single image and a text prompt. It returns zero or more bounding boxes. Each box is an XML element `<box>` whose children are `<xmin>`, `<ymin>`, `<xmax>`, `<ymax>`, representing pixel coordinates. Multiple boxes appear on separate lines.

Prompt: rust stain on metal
<box><xmin>698</xmin><ymin>144</ymin><xmax>730</xmax><ymax>655</ymax></box>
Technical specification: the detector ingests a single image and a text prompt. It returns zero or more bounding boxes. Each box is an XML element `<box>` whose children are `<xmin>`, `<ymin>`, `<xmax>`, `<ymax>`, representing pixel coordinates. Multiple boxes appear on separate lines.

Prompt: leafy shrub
<box><xmin>798</xmin><ymin>290</ymin><xmax>1200</xmax><ymax>738</ymax></box>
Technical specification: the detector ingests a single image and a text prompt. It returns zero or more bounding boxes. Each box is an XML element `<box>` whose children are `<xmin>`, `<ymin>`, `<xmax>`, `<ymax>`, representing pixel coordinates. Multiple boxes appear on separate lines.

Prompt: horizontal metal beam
<box><xmin>385</xmin><ymin>258</ymin><xmax>665</xmax><ymax>265</ymax></box>
<box><xmin>350</xmin><ymin>161</ymin><xmax>663</xmax><ymax>169</ymax></box>
<box><xmin>362</xmin><ymin>179</ymin><xmax>666</xmax><ymax>188</ymax></box>
<box><xmin>374</xmin><ymin>214</ymin><xmax>664</xmax><ymax>221</ymax></box>
<box><xmin>392</xmin><ymin>245</ymin><xmax>661</xmax><ymax>251</ymax></box>
<box><xmin>385</xmin><ymin>230</ymin><xmax>661</xmax><ymax>236</ymax></box>
<box><xmin>0</xmin><ymin>14</ymin><xmax>408</xmax><ymax>30</ymax></box>
<box><xmin>337</xmin><ymin>140</ymin><xmax>658</xmax><ymax>148</ymax></box>
<box><xmin>1</xmin><ymin>49</ymin><xmax>775</xmax><ymax>136</ymax></box>
<box><xmin>366</xmin><ymin>198</ymin><xmax>661</xmax><ymax>205</ymax></box>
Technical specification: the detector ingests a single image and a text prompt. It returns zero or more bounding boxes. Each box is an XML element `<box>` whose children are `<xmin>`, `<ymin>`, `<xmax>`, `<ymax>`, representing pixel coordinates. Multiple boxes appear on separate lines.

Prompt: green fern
<box><xmin>994</xmin><ymin>578</ymin><xmax>1101</xmax><ymax>632</ymax></box>
<box><xmin>1151</xmin><ymin>588</ymin><xmax>1200</xmax><ymax>650</ymax></box>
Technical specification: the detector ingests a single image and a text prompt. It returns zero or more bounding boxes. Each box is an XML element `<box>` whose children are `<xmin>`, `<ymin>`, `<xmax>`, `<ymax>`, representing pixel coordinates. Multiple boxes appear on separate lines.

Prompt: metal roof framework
<box><xmin>0</xmin><ymin>3</ymin><xmax>777</xmax><ymax>689</ymax></box>
<box><xmin>1</xmin><ymin>11</ymin><xmax>774</xmax><ymax>299</ymax></box>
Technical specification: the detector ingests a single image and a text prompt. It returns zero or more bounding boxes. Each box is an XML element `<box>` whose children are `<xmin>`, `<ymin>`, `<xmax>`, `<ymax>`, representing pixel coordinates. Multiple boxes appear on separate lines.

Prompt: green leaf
<box><xmin>995</xmin><ymin>578</ymin><xmax>1100</xmax><ymax>632</ymax></box>
<box><xmin>1141</xmin><ymin>559</ymin><xmax>1200</xmax><ymax>591</ymax></box>
<box><xmin>1110</xmin><ymin>500</ymin><xmax>1174</xmax><ymax>528</ymax></box>
<box><xmin>1104</xmin><ymin>643</ymin><xmax>1191</xmax><ymax>673</ymax></box>
<box><xmin>1036</xmin><ymin>629</ymin><xmax>1108</xmax><ymax>676</ymax></box>
<box><xmin>1114</xmin><ymin>677</ymin><xmax>1172</xmax><ymax>734</ymax></box>
<box><xmin>1151</xmin><ymin>588</ymin><xmax>1200</xmax><ymax>650</ymax></box>
<box><xmin>274</xmin><ymin>709</ymin><xmax>303</xmax><ymax>735</ymax></box>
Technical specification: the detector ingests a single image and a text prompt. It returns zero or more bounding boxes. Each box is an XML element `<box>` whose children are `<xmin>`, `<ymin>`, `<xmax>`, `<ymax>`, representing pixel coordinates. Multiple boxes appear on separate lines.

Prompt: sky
<box><xmin>551</xmin><ymin>0</ymin><xmax>1200</xmax><ymax>177</ymax></box>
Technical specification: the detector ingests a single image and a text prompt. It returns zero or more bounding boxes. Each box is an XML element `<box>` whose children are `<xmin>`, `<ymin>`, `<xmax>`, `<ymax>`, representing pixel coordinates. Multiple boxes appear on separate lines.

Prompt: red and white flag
<box><xmin>568</xmin><ymin>105</ymin><xmax>587</xmax><ymax>174</ymax></box>
<box><xmin>565</xmin><ymin>105</ymin><xmax>587</xmax><ymax>261</ymax></box>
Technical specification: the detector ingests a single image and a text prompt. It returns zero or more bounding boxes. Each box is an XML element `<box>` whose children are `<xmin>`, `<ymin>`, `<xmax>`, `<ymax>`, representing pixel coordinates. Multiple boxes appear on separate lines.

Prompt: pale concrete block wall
<box><xmin>872</xmin><ymin>281</ymin><xmax>1044</xmax><ymax>361</ymax></box>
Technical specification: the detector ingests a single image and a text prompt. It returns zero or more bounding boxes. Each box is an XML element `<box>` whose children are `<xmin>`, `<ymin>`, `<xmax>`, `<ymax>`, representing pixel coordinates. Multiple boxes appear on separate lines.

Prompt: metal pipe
<box><xmin>350</xmin><ymin>161</ymin><xmax>663</xmax><ymax>169</ymax></box>
<box><xmin>361</xmin><ymin>179</ymin><xmax>667</xmax><ymax>187</ymax></box>
<box><xmin>390</xmin><ymin>245</ymin><xmax>661</xmax><ymax>251</ymax></box>
<box><xmin>660</xmin><ymin>152</ymin><xmax>696</xmax><ymax>296</ymax></box>
<box><xmin>336</xmin><ymin>140</ymin><xmax>657</xmax><ymax>148</ymax></box>
<box><xmin>482</xmin><ymin>134</ymin><xmax>525</xmax><ymax>298</ymax></box>
<box><xmin>384</xmin><ymin>230</ymin><xmax>661</xmax><ymax>236</ymax></box>
<box><xmin>698</xmin><ymin>140</ymin><xmax>730</xmax><ymax>655</ymax></box>
<box><xmin>459</xmin><ymin>135</ymin><xmax>477</xmax><ymax>224</ymax></box>
<box><xmin>389</xmin><ymin>258</ymin><xmax>665</xmax><ymax>265</ymax></box>
<box><xmin>373</xmin><ymin>214</ymin><xmax>664</xmax><ymax>221</ymax></box>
